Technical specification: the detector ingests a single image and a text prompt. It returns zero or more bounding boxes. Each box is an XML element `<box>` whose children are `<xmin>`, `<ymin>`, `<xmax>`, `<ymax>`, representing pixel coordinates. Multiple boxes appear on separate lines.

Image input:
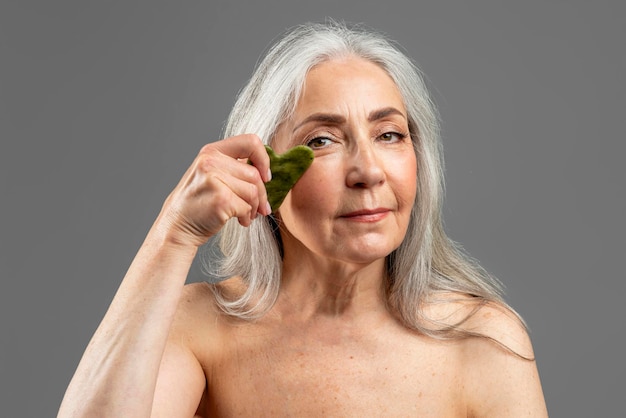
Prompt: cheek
<box><xmin>405</xmin><ymin>161</ymin><xmax>418</xmax><ymax>199</ymax></box>
<box><xmin>389</xmin><ymin>154</ymin><xmax>418</xmax><ymax>204</ymax></box>
<box><xmin>290</xmin><ymin>170</ymin><xmax>332</xmax><ymax>210</ymax></box>
<box><xmin>281</xmin><ymin>165</ymin><xmax>335</xmax><ymax>218</ymax></box>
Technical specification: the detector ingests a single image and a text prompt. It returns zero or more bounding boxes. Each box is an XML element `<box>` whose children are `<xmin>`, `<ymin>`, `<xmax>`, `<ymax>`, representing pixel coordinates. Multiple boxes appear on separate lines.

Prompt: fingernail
<box><xmin>265</xmin><ymin>201</ymin><xmax>272</xmax><ymax>215</ymax></box>
<box><xmin>267</xmin><ymin>168</ymin><xmax>272</xmax><ymax>182</ymax></box>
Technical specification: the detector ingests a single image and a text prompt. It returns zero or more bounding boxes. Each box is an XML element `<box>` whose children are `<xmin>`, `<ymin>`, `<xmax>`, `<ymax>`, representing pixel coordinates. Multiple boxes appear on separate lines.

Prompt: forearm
<box><xmin>58</xmin><ymin>225</ymin><xmax>197</xmax><ymax>418</ymax></box>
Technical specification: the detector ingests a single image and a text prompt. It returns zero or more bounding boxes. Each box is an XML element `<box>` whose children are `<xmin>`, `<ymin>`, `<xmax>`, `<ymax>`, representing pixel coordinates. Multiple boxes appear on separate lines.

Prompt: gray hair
<box><xmin>203</xmin><ymin>21</ymin><xmax>518</xmax><ymax>338</ymax></box>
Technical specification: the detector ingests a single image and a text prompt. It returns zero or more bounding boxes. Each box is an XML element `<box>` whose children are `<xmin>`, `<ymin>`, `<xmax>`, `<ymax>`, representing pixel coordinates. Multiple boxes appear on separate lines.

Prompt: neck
<box><xmin>277</xmin><ymin>249</ymin><xmax>388</xmax><ymax>321</ymax></box>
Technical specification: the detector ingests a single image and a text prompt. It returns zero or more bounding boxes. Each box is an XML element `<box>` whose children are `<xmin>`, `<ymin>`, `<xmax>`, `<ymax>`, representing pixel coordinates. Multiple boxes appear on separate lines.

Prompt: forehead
<box><xmin>295</xmin><ymin>57</ymin><xmax>406</xmax><ymax>114</ymax></box>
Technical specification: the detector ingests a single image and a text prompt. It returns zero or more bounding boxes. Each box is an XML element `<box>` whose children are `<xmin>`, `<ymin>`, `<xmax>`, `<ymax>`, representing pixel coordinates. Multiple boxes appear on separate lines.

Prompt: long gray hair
<box><xmin>203</xmin><ymin>21</ymin><xmax>517</xmax><ymax>338</ymax></box>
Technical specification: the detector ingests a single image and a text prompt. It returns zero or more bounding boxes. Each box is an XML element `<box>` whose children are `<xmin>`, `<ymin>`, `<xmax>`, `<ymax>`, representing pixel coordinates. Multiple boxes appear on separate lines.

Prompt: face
<box><xmin>273</xmin><ymin>57</ymin><xmax>417</xmax><ymax>266</ymax></box>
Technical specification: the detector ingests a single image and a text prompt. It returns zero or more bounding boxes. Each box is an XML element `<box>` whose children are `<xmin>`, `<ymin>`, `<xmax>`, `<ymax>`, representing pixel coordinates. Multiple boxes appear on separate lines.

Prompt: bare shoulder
<box><xmin>463</xmin><ymin>299</ymin><xmax>534</xmax><ymax>361</ymax></box>
<box><xmin>169</xmin><ymin>278</ymin><xmax>247</xmax><ymax>350</ymax></box>
<box><xmin>422</xmin><ymin>294</ymin><xmax>547</xmax><ymax>416</ymax></box>
<box><xmin>421</xmin><ymin>293</ymin><xmax>533</xmax><ymax>359</ymax></box>
<box><xmin>169</xmin><ymin>281</ymin><xmax>223</xmax><ymax>344</ymax></box>
<box><xmin>172</xmin><ymin>282</ymin><xmax>217</xmax><ymax>328</ymax></box>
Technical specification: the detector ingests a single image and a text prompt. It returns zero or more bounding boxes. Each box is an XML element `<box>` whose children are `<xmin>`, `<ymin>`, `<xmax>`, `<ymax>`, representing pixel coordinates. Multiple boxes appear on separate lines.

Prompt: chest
<box><xmin>202</xmin><ymin>328</ymin><xmax>467</xmax><ymax>417</ymax></box>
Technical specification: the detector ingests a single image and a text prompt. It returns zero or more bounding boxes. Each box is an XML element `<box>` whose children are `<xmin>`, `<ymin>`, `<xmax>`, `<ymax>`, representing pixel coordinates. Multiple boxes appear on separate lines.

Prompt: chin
<box><xmin>331</xmin><ymin>240</ymin><xmax>399</xmax><ymax>265</ymax></box>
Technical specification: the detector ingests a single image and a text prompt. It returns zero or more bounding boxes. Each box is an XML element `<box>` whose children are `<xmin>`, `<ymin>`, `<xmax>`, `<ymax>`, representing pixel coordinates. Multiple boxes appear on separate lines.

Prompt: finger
<box><xmin>175</xmin><ymin>157</ymin><xmax>261</xmax><ymax>225</ymax></box>
<box><xmin>196</xmin><ymin>136</ymin><xmax>271</xmax><ymax>216</ymax></box>
<box><xmin>222</xmin><ymin>160</ymin><xmax>271</xmax><ymax>216</ymax></box>
<box><xmin>194</xmin><ymin>174</ymin><xmax>255</xmax><ymax>231</ymax></box>
<box><xmin>204</xmin><ymin>148</ymin><xmax>270</xmax><ymax>216</ymax></box>
<box><xmin>211</xmin><ymin>185</ymin><xmax>255</xmax><ymax>228</ymax></box>
<box><xmin>215</xmin><ymin>172</ymin><xmax>261</xmax><ymax>220</ymax></box>
<box><xmin>212</xmin><ymin>134</ymin><xmax>272</xmax><ymax>183</ymax></box>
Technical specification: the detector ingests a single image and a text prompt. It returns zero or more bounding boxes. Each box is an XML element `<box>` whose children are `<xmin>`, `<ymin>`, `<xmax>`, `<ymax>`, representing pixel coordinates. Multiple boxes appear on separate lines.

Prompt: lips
<box><xmin>339</xmin><ymin>208</ymin><xmax>391</xmax><ymax>222</ymax></box>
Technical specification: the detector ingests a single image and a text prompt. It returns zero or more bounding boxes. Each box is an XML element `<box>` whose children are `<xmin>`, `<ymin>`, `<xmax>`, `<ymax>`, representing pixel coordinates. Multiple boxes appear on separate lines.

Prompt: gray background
<box><xmin>1</xmin><ymin>1</ymin><xmax>624</xmax><ymax>416</ymax></box>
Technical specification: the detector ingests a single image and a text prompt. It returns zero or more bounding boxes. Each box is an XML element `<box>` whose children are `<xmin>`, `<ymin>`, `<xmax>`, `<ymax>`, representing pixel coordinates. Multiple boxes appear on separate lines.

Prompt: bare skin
<box><xmin>157</xmin><ymin>281</ymin><xmax>545</xmax><ymax>417</ymax></box>
<box><xmin>58</xmin><ymin>58</ymin><xmax>547</xmax><ymax>417</ymax></box>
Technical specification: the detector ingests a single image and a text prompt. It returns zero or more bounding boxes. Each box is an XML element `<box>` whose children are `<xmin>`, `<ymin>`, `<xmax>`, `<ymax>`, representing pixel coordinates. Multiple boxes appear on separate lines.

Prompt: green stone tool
<box><xmin>262</xmin><ymin>145</ymin><xmax>314</xmax><ymax>212</ymax></box>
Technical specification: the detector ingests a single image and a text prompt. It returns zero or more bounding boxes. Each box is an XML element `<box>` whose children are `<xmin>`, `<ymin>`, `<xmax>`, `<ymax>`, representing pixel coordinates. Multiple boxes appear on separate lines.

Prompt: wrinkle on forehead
<box><xmin>273</xmin><ymin>57</ymin><xmax>407</xmax><ymax>150</ymax></box>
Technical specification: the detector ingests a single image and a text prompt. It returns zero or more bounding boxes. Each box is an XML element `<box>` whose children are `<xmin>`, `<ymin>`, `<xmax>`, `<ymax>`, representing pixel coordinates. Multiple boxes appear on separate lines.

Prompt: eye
<box><xmin>306</xmin><ymin>137</ymin><xmax>333</xmax><ymax>149</ymax></box>
<box><xmin>378</xmin><ymin>131</ymin><xmax>408</xmax><ymax>143</ymax></box>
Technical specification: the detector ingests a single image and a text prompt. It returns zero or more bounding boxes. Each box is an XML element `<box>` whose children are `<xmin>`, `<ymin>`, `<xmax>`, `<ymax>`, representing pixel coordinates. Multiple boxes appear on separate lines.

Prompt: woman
<box><xmin>59</xmin><ymin>22</ymin><xmax>547</xmax><ymax>417</ymax></box>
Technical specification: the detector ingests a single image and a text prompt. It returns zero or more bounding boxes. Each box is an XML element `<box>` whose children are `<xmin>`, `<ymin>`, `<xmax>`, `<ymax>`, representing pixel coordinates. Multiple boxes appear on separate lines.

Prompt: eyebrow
<box><xmin>292</xmin><ymin>106</ymin><xmax>407</xmax><ymax>133</ymax></box>
<box><xmin>367</xmin><ymin>107</ymin><xmax>406</xmax><ymax>123</ymax></box>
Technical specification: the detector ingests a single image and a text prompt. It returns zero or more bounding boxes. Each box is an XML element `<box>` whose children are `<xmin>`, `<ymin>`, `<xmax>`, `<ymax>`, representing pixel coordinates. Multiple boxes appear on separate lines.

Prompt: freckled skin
<box><xmin>59</xmin><ymin>46</ymin><xmax>546</xmax><ymax>416</ymax></box>
<box><xmin>157</xmin><ymin>57</ymin><xmax>547</xmax><ymax>417</ymax></box>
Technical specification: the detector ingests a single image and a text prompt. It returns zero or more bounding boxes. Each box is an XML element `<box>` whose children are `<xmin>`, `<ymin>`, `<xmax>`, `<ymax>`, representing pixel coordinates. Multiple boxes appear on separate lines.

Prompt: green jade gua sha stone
<box><xmin>263</xmin><ymin>145</ymin><xmax>314</xmax><ymax>212</ymax></box>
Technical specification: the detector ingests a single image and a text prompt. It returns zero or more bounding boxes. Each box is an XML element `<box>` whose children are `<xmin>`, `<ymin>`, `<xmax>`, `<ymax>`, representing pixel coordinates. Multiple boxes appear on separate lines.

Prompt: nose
<box><xmin>345</xmin><ymin>141</ymin><xmax>385</xmax><ymax>188</ymax></box>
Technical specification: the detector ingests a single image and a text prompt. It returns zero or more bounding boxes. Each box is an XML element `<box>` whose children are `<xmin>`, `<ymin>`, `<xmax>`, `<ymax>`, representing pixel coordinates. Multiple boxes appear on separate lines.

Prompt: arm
<box><xmin>151</xmin><ymin>283</ymin><xmax>214</xmax><ymax>418</ymax></box>
<box><xmin>57</xmin><ymin>231</ymin><xmax>197</xmax><ymax>417</ymax></box>
<box><xmin>57</xmin><ymin>135</ymin><xmax>271</xmax><ymax>418</ymax></box>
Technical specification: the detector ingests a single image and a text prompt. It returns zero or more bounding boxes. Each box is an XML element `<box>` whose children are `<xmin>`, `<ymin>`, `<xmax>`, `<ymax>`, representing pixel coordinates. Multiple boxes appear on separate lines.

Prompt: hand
<box><xmin>155</xmin><ymin>134</ymin><xmax>272</xmax><ymax>248</ymax></box>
